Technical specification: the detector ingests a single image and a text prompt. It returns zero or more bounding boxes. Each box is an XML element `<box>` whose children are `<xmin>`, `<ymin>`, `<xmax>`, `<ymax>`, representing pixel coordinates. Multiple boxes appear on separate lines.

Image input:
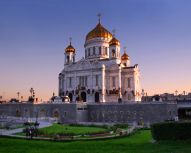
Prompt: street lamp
<box><xmin>17</xmin><ymin>92</ymin><xmax>20</xmax><ymax>102</ymax></box>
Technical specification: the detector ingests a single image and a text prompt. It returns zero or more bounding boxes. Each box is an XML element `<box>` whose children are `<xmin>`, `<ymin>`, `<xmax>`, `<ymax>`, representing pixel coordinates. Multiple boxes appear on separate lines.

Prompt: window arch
<box><xmin>128</xmin><ymin>94</ymin><xmax>131</xmax><ymax>100</ymax></box>
<box><xmin>88</xmin><ymin>48</ymin><xmax>90</xmax><ymax>56</ymax></box>
<box><xmin>93</xmin><ymin>47</ymin><xmax>96</xmax><ymax>55</ymax></box>
<box><xmin>85</xmin><ymin>49</ymin><xmax>87</xmax><ymax>57</ymax></box>
<box><xmin>112</xmin><ymin>49</ymin><xmax>116</xmax><ymax>57</ymax></box>
<box><xmin>105</xmin><ymin>47</ymin><xmax>108</xmax><ymax>55</ymax></box>
<box><xmin>67</xmin><ymin>56</ymin><xmax>69</xmax><ymax>63</ymax></box>
<box><xmin>99</xmin><ymin>46</ymin><xmax>101</xmax><ymax>55</ymax></box>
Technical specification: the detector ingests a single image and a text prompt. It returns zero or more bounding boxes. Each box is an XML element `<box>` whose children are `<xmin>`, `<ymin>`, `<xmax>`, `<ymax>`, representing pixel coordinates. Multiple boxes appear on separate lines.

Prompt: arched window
<box><xmin>88</xmin><ymin>48</ymin><xmax>90</xmax><ymax>56</ymax></box>
<box><xmin>73</xmin><ymin>56</ymin><xmax>75</xmax><ymax>62</ymax></box>
<box><xmin>105</xmin><ymin>47</ymin><xmax>107</xmax><ymax>55</ymax></box>
<box><xmin>102</xmin><ymin>47</ymin><xmax>105</xmax><ymax>55</ymax></box>
<box><xmin>112</xmin><ymin>76</ymin><xmax>115</xmax><ymax>87</ymax></box>
<box><xmin>128</xmin><ymin>94</ymin><xmax>131</xmax><ymax>100</ymax></box>
<box><xmin>93</xmin><ymin>47</ymin><xmax>96</xmax><ymax>55</ymax></box>
<box><xmin>128</xmin><ymin>78</ymin><xmax>131</xmax><ymax>88</ymax></box>
<box><xmin>112</xmin><ymin>49</ymin><xmax>115</xmax><ymax>57</ymax></box>
<box><xmin>95</xmin><ymin>92</ymin><xmax>99</xmax><ymax>103</ymax></box>
<box><xmin>67</xmin><ymin>56</ymin><xmax>69</xmax><ymax>63</ymax></box>
<box><xmin>99</xmin><ymin>46</ymin><xmax>101</xmax><ymax>55</ymax></box>
<box><xmin>85</xmin><ymin>49</ymin><xmax>87</xmax><ymax>58</ymax></box>
<box><xmin>96</xmin><ymin>75</ymin><xmax>99</xmax><ymax>86</ymax></box>
<box><xmin>68</xmin><ymin>93</ymin><xmax>73</xmax><ymax>102</ymax></box>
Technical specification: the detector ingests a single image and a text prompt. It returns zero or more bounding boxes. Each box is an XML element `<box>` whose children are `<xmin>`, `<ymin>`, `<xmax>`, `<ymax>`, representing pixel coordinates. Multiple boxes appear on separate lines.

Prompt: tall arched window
<box><xmin>102</xmin><ymin>46</ymin><xmax>105</xmax><ymax>55</ymax></box>
<box><xmin>105</xmin><ymin>47</ymin><xmax>107</xmax><ymax>55</ymax></box>
<box><xmin>88</xmin><ymin>48</ymin><xmax>90</xmax><ymax>56</ymax></box>
<box><xmin>73</xmin><ymin>56</ymin><xmax>75</xmax><ymax>62</ymax></box>
<box><xmin>99</xmin><ymin>46</ymin><xmax>101</xmax><ymax>55</ymax></box>
<box><xmin>85</xmin><ymin>49</ymin><xmax>87</xmax><ymax>58</ymax></box>
<box><xmin>128</xmin><ymin>78</ymin><xmax>131</xmax><ymax>88</ymax></box>
<box><xmin>67</xmin><ymin>56</ymin><xmax>69</xmax><ymax>63</ymax></box>
<box><xmin>93</xmin><ymin>47</ymin><xmax>96</xmax><ymax>55</ymax></box>
<box><xmin>112</xmin><ymin>49</ymin><xmax>115</xmax><ymax>57</ymax></box>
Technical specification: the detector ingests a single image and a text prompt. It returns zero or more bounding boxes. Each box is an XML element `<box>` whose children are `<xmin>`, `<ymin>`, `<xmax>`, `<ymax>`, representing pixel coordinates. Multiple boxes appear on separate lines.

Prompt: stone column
<box><xmin>58</xmin><ymin>76</ymin><xmax>61</xmax><ymax>96</ymax></box>
<box><xmin>101</xmin><ymin>64</ymin><xmax>105</xmax><ymax>102</ymax></box>
<box><xmin>73</xmin><ymin>72</ymin><xmax>77</xmax><ymax>103</ymax></box>
<box><xmin>118</xmin><ymin>65</ymin><xmax>122</xmax><ymax>99</ymax></box>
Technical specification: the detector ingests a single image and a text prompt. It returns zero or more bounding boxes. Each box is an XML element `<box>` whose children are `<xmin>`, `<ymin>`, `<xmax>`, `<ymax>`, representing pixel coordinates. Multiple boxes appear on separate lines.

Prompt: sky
<box><xmin>0</xmin><ymin>0</ymin><xmax>191</xmax><ymax>101</ymax></box>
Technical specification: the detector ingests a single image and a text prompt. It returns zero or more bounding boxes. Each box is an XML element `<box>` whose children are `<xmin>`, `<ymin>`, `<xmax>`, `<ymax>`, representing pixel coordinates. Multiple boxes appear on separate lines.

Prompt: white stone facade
<box><xmin>59</xmin><ymin>21</ymin><xmax>142</xmax><ymax>103</ymax></box>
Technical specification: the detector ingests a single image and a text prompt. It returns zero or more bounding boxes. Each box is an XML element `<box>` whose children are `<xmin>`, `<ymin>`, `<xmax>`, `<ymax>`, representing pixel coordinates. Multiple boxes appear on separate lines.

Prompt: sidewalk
<box><xmin>0</xmin><ymin>121</ymin><xmax>52</xmax><ymax>136</ymax></box>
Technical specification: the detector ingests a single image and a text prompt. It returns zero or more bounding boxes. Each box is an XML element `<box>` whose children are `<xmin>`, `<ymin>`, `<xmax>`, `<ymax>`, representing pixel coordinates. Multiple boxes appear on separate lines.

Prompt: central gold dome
<box><xmin>86</xmin><ymin>23</ymin><xmax>113</xmax><ymax>41</ymax></box>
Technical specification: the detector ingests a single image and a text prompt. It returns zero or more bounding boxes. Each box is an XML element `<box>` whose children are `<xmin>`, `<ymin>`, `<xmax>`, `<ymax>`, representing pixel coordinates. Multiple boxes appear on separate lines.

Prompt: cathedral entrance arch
<box><xmin>68</xmin><ymin>93</ymin><xmax>73</xmax><ymax>102</ymax></box>
<box><xmin>95</xmin><ymin>92</ymin><xmax>99</xmax><ymax>103</ymax></box>
<box><xmin>81</xmin><ymin>92</ymin><xmax>86</xmax><ymax>102</ymax></box>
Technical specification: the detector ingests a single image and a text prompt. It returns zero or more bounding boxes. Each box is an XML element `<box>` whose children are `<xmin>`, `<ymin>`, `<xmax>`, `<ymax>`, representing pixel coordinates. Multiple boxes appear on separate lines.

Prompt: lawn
<box><xmin>38</xmin><ymin>124</ymin><xmax>108</xmax><ymax>136</ymax></box>
<box><xmin>1</xmin><ymin>130</ymin><xmax>191</xmax><ymax>153</ymax></box>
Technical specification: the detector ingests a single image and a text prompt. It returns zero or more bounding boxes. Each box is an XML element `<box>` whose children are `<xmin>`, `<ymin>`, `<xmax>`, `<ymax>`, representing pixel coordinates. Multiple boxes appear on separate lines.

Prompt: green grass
<box><xmin>38</xmin><ymin>124</ymin><xmax>108</xmax><ymax>136</ymax></box>
<box><xmin>1</xmin><ymin>130</ymin><xmax>191</xmax><ymax>153</ymax></box>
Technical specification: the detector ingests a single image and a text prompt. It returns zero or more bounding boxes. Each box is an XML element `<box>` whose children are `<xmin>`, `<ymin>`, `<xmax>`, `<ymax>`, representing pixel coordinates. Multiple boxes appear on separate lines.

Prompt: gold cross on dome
<box><xmin>112</xmin><ymin>29</ymin><xmax>116</xmax><ymax>37</ymax></box>
<box><xmin>123</xmin><ymin>46</ymin><xmax>127</xmax><ymax>53</ymax></box>
<box><xmin>97</xmin><ymin>13</ymin><xmax>101</xmax><ymax>23</ymax></box>
<box><xmin>69</xmin><ymin>37</ymin><xmax>72</xmax><ymax>45</ymax></box>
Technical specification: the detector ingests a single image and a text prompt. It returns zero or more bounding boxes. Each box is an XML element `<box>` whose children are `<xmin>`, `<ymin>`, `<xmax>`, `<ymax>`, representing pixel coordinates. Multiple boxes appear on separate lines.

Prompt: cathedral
<box><xmin>59</xmin><ymin>18</ymin><xmax>142</xmax><ymax>103</ymax></box>
<box><xmin>0</xmin><ymin>17</ymin><xmax>178</xmax><ymax>124</ymax></box>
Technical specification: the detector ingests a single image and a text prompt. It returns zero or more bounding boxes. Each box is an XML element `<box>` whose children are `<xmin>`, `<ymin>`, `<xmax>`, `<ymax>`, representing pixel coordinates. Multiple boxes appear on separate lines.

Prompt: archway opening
<box><xmin>95</xmin><ymin>92</ymin><xmax>99</xmax><ymax>103</ymax></box>
<box><xmin>53</xmin><ymin>111</ymin><xmax>59</xmax><ymax>118</ymax></box>
<box><xmin>16</xmin><ymin>110</ymin><xmax>21</xmax><ymax>117</ymax></box>
<box><xmin>112</xmin><ymin>49</ymin><xmax>116</xmax><ymax>57</ymax></box>
<box><xmin>81</xmin><ymin>92</ymin><xmax>86</xmax><ymax>102</ymax></box>
<box><xmin>68</xmin><ymin>93</ymin><xmax>73</xmax><ymax>102</ymax></box>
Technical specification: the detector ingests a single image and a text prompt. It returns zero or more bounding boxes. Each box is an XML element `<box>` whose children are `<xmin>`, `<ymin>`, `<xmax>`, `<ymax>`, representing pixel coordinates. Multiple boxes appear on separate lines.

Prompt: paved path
<box><xmin>0</xmin><ymin>122</ymin><xmax>137</xmax><ymax>141</ymax></box>
<box><xmin>0</xmin><ymin>121</ymin><xmax>52</xmax><ymax>136</ymax></box>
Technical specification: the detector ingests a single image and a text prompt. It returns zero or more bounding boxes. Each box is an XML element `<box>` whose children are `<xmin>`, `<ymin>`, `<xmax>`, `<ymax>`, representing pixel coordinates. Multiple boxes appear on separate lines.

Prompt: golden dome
<box><xmin>86</xmin><ymin>23</ymin><xmax>113</xmax><ymax>41</ymax></box>
<box><xmin>109</xmin><ymin>37</ymin><xmax>120</xmax><ymax>46</ymax></box>
<box><xmin>121</xmin><ymin>52</ymin><xmax>129</xmax><ymax>61</ymax></box>
<box><xmin>65</xmin><ymin>43</ymin><xmax>75</xmax><ymax>53</ymax></box>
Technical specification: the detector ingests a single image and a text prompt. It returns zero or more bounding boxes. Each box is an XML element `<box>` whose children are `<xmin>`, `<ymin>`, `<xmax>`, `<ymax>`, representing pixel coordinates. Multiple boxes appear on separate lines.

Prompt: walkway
<box><xmin>0</xmin><ymin>121</ymin><xmax>52</xmax><ymax>136</ymax></box>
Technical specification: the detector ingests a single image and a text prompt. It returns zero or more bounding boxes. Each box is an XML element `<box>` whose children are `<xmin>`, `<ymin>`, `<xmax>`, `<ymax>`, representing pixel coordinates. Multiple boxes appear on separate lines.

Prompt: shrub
<box><xmin>151</xmin><ymin>121</ymin><xmax>191</xmax><ymax>140</ymax></box>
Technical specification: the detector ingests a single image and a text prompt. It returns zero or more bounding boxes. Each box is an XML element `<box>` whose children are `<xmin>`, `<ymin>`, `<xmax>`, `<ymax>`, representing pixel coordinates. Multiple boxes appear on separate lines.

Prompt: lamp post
<box><xmin>17</xmin><ymin>92</ymin><xmax>20</xmax><ymax>102</ymax></box>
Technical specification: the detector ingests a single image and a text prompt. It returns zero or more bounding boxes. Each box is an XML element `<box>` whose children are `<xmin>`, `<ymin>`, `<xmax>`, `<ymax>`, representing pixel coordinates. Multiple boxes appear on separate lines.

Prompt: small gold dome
<box><xmin>86</xmin><ymin>23</ymin><xmax>112</xmax><ymax>41</ymax></box>
<box><xmin>65</xmin><ymin>43</ymin><xmax>75</xmax><ymax>53</ymax></box>
<box><xmin>109</xmin><ymin>37</ymin><xmax>120</xmax><ymax>46</ymax></box>
<box><xmin>121</xmin><ymin>52</ymin><xmax>129</xmax><ymax>61</ymax></box>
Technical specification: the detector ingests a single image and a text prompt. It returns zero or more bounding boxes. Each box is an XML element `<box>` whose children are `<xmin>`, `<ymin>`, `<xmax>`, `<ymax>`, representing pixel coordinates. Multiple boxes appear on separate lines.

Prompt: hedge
<box><xmin>151</xmin><ymin>122</ymin><xmax>191</xmax><ymax>140</ymax></box>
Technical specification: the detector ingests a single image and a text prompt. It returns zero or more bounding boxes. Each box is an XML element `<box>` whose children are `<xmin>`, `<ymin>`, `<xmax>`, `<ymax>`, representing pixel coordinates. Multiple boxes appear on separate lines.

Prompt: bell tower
<box><xmin>65</xmin><ymin>37</ymin><xmax>76</xmax><ymax>65</ymax></box>
<box><xmin>121</xmin><ymin>47</ymin><xmax>130</xmax><ymax>67</ymax></box>
<box><xmin>109</xmin><ymin>30</ymin><xmax>120</xmax><ymax>59</ymax></box>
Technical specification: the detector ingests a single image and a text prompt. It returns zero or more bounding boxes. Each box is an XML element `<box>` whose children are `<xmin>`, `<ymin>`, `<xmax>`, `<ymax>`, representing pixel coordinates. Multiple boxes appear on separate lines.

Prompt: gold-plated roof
<box><xmin>86</xmin><ymin>23</ymin><xmax>113</xmax><ymax>41</ymax></box>
<box><xmin>121</xmin><ymin>52</ymin><xmax>129</xmax><ymax>61</ymax></box>
<box><xmin>65</xmin><ymin>43</ymin><xmax>75</xmax><ymax>53</ymax></box>
<box><xmin>109</xmin><ymin>37</ymin><xmax>120</xmax><ymax>46</ymax></box>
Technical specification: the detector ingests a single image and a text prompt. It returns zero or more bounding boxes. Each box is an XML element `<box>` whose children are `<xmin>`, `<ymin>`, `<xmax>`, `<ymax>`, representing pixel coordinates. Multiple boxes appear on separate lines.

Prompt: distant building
<box><xmin>142</xmin><ymin>92</ymin><xmax>191</xmax><ymax>102</ymax></box>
